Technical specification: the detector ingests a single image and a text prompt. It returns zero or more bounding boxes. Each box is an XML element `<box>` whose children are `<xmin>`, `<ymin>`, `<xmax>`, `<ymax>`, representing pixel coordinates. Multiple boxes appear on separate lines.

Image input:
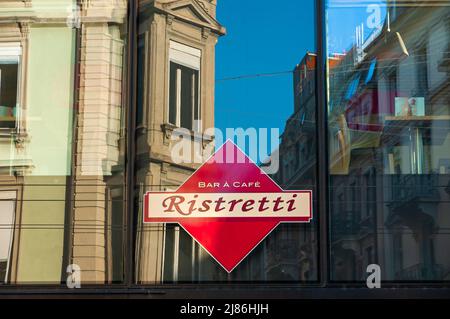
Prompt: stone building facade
<box><xmin>135</xmin><ymin>0</ymin><xmax>225</xmax><ymax>283</ymax></box>
<box><xmin>0</xmin><ymin>0</ymin><xmax>129</xmax><ymax>284</ymax></box>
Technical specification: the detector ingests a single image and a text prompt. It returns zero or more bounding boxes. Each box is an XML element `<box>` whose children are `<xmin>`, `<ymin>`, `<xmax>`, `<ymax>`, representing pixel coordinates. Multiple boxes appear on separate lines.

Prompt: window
<box><xmin>0</xmin><ymin>191</ymin><xmax>16</xmax><ymax>284</ymax></box>
<box><xmin>168</xmin><ymin>41</ymin><xmax>201</xmax><ymax>132</ymax></box>
<box><xmin>327</xmin><ymin>0</ymin><xmax>450</xmax><ymax>282</ymax></box>
<box><xmin>0</xmin><ymin>1</ymin><xmax>130</xmax><ymax>285</ymax></box>
<box><xmin>135</xmin><ymin>0</ymin><xmax>319</xmax><ymax>284</ymax></box>
<box><xmin>416</xmin><ymin>45</ymin><xmax>429</xmax><ymax>97</ymax></box>
<box><xmin>366</xmin><ymin>246</ymin><xmax>373</xmax><ymax>266</ymax></box>
<box><xmin>388</xmin><ymin>69</ymin><xmax>397</xmax><ymax>112</ymax></box>
<box><xmin>0</xmin><ymin>43</ymin><xmax>21</xmax><ymax>130</ymax></box>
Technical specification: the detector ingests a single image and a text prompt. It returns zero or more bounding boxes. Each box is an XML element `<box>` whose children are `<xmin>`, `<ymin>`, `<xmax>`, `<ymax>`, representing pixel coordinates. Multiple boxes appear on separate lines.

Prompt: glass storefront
<box><xmin>134</xmin><ymin>0</ymin><xmax>318</xmax><ymax>284</ymax></box>
<box><xmin>0</xmin><ymin>0</ymin><xmax>130</xmax><ymax>284</ymax></box>
<box><xmin>0</xmin><ymin>0</ymin><xmax>448</xmax><ymax>294</ymax></box>
<box><xmin>327</xmin><ymin>0</ymin><xmax>450</xmax><ymax>282</ymax></box>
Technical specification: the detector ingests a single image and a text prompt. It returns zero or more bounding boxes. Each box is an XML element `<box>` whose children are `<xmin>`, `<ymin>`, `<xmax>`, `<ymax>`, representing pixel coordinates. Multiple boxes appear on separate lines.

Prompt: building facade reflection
<box><xmin>327</xmin><ymin>1</ymin><xmax>450</xmax><ymax>281</ymax></box>
<box><xmin>0</xmin><ymin>0</ymin><xmax>129</xmax><ymax>284</ymax></box>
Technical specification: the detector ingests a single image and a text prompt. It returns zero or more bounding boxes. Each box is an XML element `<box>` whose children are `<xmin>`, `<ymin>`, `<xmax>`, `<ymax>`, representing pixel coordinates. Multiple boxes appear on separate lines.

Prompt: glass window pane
<box><xmin>0</xmin><ymin>191</ymin><xmax>15</xmax><ymax>283</ymax></box>
<box><xmin>0</xmin><ymin>1</ymin><xmax>130</xmax><ymax>285</ymax></box>
<box><xmin>136</xmin><ymin>0</ymin><xmax>318</xmax><ymax>284</ymax></box>
<box><xmin>0</xmin><ymin>61</ymin><xmax>18</xmax><ymax>129</ymax></box>
<box><xmin>326</xmin><ymin>0</ymin><xmax>450</xmax><ymax>282</ymax></box>
<box><xmin>169</xmin><ymin>62</ymin><xmax>178</xmax><ymax>126</ymax></box>
<box><xmin>180</xmin><ymin>65</ymin><xmax>195</xmax><ymax>131</ymax></box>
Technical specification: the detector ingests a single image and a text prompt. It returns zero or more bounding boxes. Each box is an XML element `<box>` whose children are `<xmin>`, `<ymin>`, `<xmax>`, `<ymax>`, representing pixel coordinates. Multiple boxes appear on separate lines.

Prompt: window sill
<box><xmin>161</xmin><ymin>123</ymin><xmax>214</xmax><ymax>148</ymax></box>
<box><xmin>0</xmin><ymin>129</ymin><xmax>28</xmax><ymax>148</ymax></box>
<box><xmin>0</xmin><ymin>127</ymin><xmax>18</xmax><ymax>137</ymax></box>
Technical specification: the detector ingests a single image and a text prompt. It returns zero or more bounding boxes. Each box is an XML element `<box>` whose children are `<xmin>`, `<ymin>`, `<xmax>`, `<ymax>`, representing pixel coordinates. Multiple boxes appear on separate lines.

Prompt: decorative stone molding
<box><xmin>12</xmin><ymin>164</ymin><xmax>34</xmax><ymax>177</ymax></box>
<box><xmin>161</xmin><ymin>123</ymin><xmax>177</xmax><ymax>146</ymax></box>
<box><xmin>155</xmin><ymin>0</ymin><xmax>226</xmax><ymax>36</ymax></box>
<box><xmin>19</xmin><ymin>22</ymin><xmax>29</xmax><ymax>39</ymax></box>
<box><xmin>166</xmin><ymin>14</ymin><xmax>175</xmax><ymax>26</ymax></box>
<box><xmin>202</xmin><ymin>27</ymin><xmax>210</xmax><ymax>39</ymax></box>
<box><xmin>161</xmin><ymin>122</ymin><xmax>214</xmax><ymax>151</ymax></box>
<box><xmin>13</xmin><ymin>133</ymin><xmax>28</xmax><ymax>150</ymax></box>
<box><xmin>195</xmin><ymin>0</ymin><xmax>208</xmax><ymax>13</ymax></box>
<box><xmin>202</xmin><ymin>133</ymin><xmax>214</xmax><ymax>150</ymax></box>
<box><xmin>80</xmin><ymin>0</ymin><xmax>128</xmax><ymax>24</ymax></box>
<box><xmin>161</xmin><ymin>162</ymin><xmax>170</xmax><ymax>176</ymax></box>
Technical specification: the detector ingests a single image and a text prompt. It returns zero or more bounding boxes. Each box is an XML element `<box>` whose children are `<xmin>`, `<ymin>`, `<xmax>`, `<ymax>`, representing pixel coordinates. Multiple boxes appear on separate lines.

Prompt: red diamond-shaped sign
<box><xmin>144</xmin><ymin>140</ymin><xmax>312</xmax><ymax>272</ymax></box>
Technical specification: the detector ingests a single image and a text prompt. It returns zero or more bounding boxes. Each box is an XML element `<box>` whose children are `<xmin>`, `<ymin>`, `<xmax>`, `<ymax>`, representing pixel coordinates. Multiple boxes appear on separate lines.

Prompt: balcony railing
<box><xmin>395</xmin><ymin>263</ymin><xmax>445</xmax><ymax>281</ymax></box>
<box><xmin>388</xmin><ymin>174</ymin><xmax>440</xmax><ymax>205</ymax></box>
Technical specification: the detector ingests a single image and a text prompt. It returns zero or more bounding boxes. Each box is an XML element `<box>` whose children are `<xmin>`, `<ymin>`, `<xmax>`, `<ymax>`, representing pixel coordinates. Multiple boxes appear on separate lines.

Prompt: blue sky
<box><xmin>213</xmin><ymin>0</ymin><xmax>387</xmax><ymax>160</ymax></box>
<box><xmin>214</xmin><ymin>0</ymin><xmax>316</xmax><ymax>156</ymax></box>
<box><xmin>326</xmin><ymin>1</ymin><xmax>387</xmax><ymax>55</ymax></box>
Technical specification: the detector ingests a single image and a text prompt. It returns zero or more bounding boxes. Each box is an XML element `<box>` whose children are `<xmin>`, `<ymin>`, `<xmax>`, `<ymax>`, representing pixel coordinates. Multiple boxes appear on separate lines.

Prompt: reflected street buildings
<box><xmin>0</xmin><ymin>0</ymin><xmax>129</xmax><ymax>284</ymax></box>
<box><xmin>327</xmin><ymin>1</ymin><xmax>450</xmax><ymax>281</ymax></box>
<box><xmin>276</xmin><ymin>1</ymin><xmax>450</xmax><ymax>281</ymax></box>
<box><xmin>135</xmin><ymin>0</ymin><xmax>226</xmax><ymax>283</ymax></box>
<box><xmin>0</xmin><ymin>0</ymin><xmax>449</xmax><ymax>291</ymax></box>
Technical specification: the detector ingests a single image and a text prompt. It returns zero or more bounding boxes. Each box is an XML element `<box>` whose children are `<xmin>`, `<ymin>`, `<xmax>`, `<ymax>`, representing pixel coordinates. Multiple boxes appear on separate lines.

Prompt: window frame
<box><xmin>1</xmin><ymin>0</ymin><xmax>450</xmax><ymax>298</ymax></box>
<box><xmin>0</xmin><ymin>23</ymin><xmax>30</xmax><ymax>141</ymax></box>
<box><xmin>0</xmin><ymin>42</ymin><xmax>22</xmax><ymax>133</ymax></box>
<box><xmin>167</xmin><ymin>40</ymin><xmax>201</xmax><ymax>132</ymax></box>
<box><xmin>0</xmin><ymin>190</ymin><xmax>17</xmax><ymax>284</ymax></box>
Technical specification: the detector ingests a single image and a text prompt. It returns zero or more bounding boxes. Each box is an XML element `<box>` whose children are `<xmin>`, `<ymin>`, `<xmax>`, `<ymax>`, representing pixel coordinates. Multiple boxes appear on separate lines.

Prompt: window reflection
<box><xmin>135</xmin><ymin>0</ymin><xmax>318</xmax><ymax>284</ymax></box>
<box><xmin>0</xmin><ymin>191</ymin><xmax>16</xmax><ymax>283</ymax></box>
<box><xmin>0</xmin><ymin>0</ymin><xmax>129</xmax><ymax>285</ymax></box>
<box><xmin>327</xmin><ymin>0</ymin><xmax>450</xmax><ymax>281</ymax></box>
<box><xmin>271</xmin><ymin>53</ymin><xmax>319</xmax><ymax>282</ymax></box>
<box><xmin>0</xmin><ymin>43</ymin><xmax>20</xmax><ymax>130</ymax></box>
<box><xmin>135</xmin><ymin>0</ymin><xmax>226</xmax><ymax>284</ymax></box>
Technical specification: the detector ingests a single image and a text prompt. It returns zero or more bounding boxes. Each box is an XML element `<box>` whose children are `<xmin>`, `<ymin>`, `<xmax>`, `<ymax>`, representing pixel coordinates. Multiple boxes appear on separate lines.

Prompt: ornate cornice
<box><xmin>141</xmin><ymin>0</ymin><xmax>226</xmax><ymax>36</ymax></box>
<box><xmin>19</xmin><ymin>21</ymin><xmax>29</xmax><ymax>39</ymax></box>
<box><xmin>0</xmin><ymin>1</ymin><xmax>127</xmax><ymax>25</ymax></box>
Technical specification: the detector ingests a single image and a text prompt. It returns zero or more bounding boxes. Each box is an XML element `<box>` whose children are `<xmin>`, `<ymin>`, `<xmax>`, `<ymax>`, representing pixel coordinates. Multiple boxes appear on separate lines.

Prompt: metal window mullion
<box><xmin>126</xmin><ymin>0</ymin><xmax>138</xmax><ymax>288</ymax></box>
<box><xmin>316</xmin><ymin>0</ymin><xmax>330</xmax><ymax>287</ymax></box>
